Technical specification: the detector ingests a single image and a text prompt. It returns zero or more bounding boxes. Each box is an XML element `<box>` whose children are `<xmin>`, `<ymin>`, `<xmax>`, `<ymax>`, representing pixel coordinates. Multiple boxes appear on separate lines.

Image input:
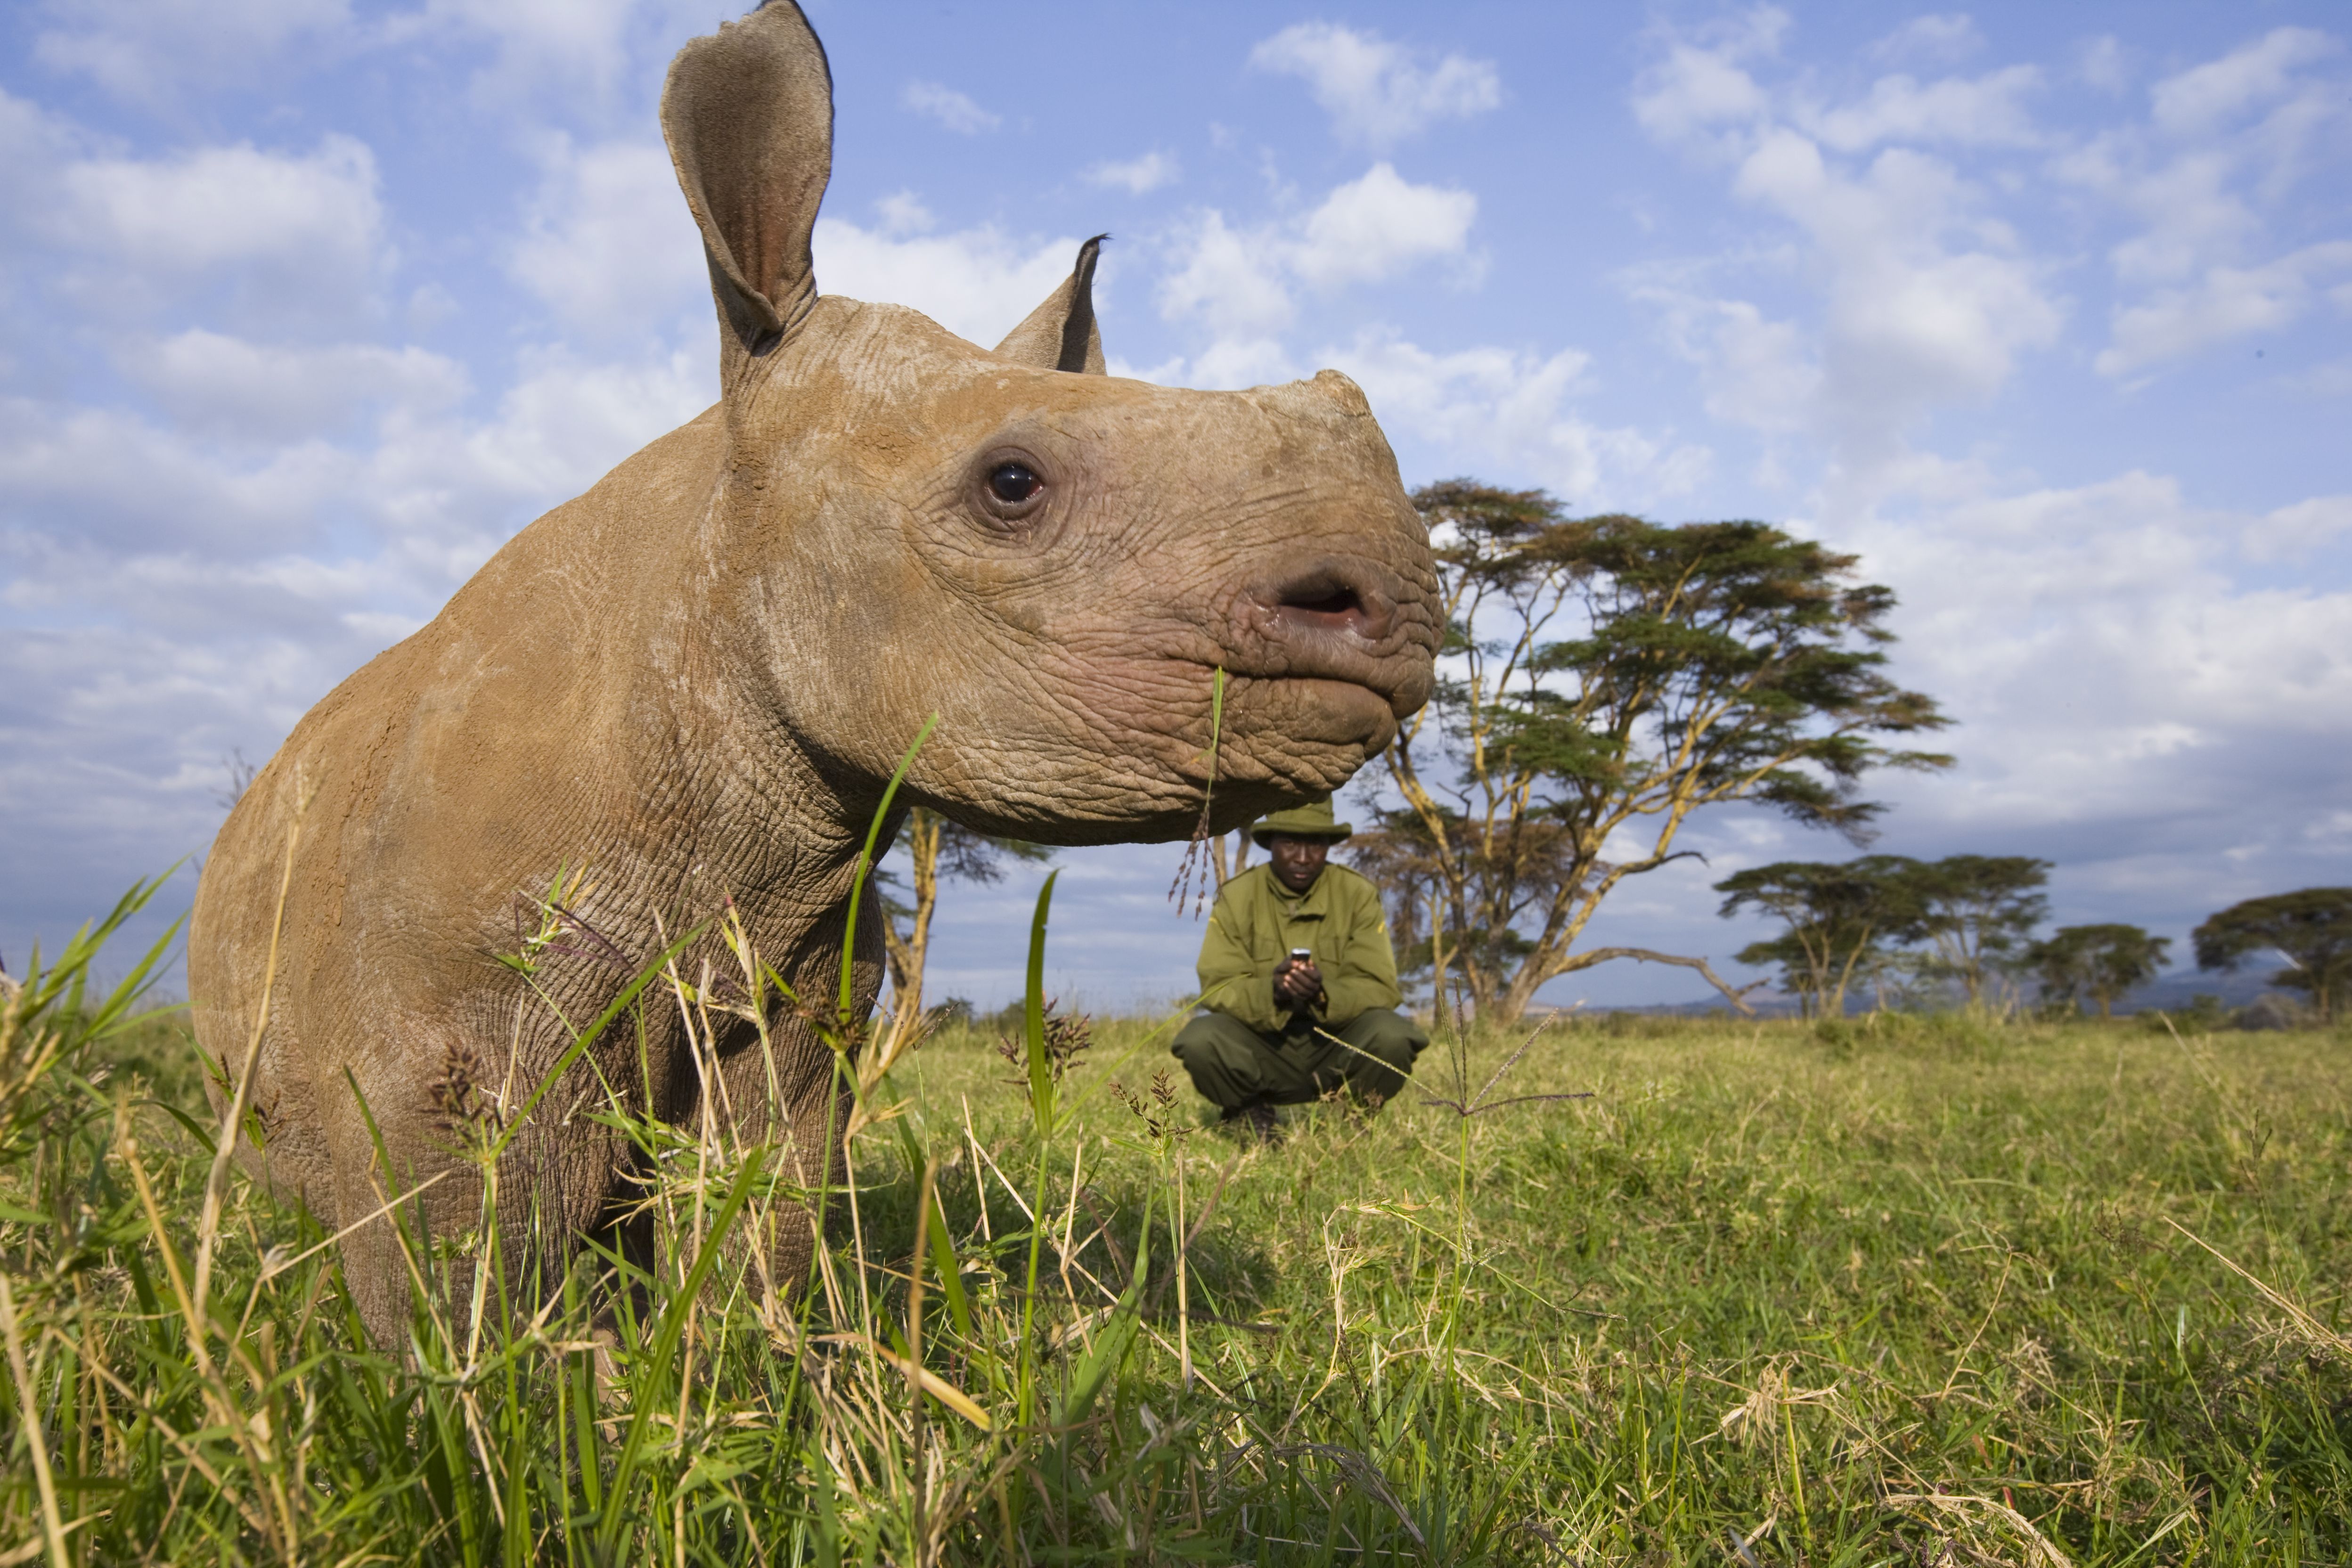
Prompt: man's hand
<box><xmin>1274</xmin><ymin>956</ymin><xmax>1323</xmax><ymax>1009</ymax></box>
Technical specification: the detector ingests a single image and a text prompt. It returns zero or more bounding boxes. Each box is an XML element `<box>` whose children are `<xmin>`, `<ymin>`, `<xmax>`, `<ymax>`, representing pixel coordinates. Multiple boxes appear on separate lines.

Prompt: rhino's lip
<box><xmin>1173</xmin><ymin>658</ymin><xmax>1428</xmax><ymax>723</ymax></box>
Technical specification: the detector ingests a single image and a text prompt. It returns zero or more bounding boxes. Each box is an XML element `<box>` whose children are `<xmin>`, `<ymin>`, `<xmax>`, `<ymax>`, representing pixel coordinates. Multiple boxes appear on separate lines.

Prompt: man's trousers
<box><xmin>1170</xmin><ymin>1007</ymin><xmax>1429</xmax><ymax>1112</ymax></box>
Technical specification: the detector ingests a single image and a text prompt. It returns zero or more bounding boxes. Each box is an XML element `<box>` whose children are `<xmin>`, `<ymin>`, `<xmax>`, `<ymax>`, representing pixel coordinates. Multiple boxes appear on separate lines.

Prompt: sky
<box><xmin>2</xmin><ymin>0</ymin><xmax>2347</xmax><ymax>1013</ymax></box>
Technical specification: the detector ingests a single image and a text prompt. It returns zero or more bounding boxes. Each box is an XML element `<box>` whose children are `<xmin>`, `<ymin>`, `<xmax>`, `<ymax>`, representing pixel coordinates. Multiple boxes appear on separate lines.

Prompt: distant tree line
<box><xmin>1714</xmin><ymin>854</ymin><xmax>2053</xmax><ymax>1017</ymax></box>
<box><xmin>1713</xmin><ymin>858</ymin><xmax>2350</xmax><ymax>1023</ymax></box>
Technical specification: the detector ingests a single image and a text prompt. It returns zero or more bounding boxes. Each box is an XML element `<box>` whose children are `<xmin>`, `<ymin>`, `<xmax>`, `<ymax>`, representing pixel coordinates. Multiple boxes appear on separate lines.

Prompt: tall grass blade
<box><xmin>594</xmin><ymin>1145</ymin><xmax>766</xmax><ymax>1560</ymax></box>
<box><xmin>1023</xmin><ymin>870</ymin><xmax>1060</xmax><ymax>1136</ymax></box>
<box><xmin>1050</xmin><ymin>1186</ymin><xmax>1151</xmax><ymax>1430</ymax></box>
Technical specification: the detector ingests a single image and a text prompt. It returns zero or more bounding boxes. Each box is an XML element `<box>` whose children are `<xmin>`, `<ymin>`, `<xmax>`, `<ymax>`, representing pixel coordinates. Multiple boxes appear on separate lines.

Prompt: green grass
<box><xmin>5</xmin><ymin>879</ymin><xmax>2352</xmax><ymax>1565</ymax></box>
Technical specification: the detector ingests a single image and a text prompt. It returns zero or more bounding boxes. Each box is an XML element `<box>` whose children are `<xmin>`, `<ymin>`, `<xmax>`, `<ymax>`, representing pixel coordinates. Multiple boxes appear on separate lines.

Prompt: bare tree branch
<box><xmin>1552</xmin><ymin>947</ymin><xmax>1764</xmax><ymax>1017</ymax></box>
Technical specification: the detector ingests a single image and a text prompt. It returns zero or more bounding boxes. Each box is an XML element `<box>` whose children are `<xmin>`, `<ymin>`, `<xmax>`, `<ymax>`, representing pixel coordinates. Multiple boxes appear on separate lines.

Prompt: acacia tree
<box><xmin>1911</xmin><ymin>855</ymin><xmax>2050</xmax><ymax>1005</ymax></box>
<box><xmin>1352</xmin><ymin>481</ymin><xmax>1952</xmax><ymax>1025</ymax></box>
<box><xmin>2024</xmin><ymin>924</ymin><xmax>2170</xmax><ymax>1019</ymax></box>
<box><xmin>1714</xmin><ymin>857</ymin><xmax>1926</xmax><ymax>1018</ymax></box>
<box><xmin>2192</xmin><ymin>887</ymin><xmax>2352</xmax><ymax>1024</ymax></box>
<box><xmin>880</xmin><ymin>809</ymin><xmax>1051</xmax><ymax>1059</ymax></box>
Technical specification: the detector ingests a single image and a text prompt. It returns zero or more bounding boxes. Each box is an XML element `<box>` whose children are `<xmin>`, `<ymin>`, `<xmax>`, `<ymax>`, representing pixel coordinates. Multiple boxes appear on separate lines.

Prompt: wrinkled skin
<box><xmin>187</xmin><ymin>2</ymin><xmax>1436</xmax><ymax>1348</ymax></box>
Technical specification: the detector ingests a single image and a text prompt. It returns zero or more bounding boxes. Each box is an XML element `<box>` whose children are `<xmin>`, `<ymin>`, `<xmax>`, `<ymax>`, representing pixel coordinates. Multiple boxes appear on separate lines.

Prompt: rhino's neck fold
<box><xmin>622</xmin><ymin>554</ymin><xmax>906</xmax><ymax>1056</ymax></box>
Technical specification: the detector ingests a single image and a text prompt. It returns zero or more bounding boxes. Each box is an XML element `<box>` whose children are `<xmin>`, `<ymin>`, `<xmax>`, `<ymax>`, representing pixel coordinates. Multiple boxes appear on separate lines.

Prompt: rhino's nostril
<box><xmin>1275</xmin><ymin>581</ymin><xmax>1370</xmax><ymax>635</ymax></box>
<box><xmin>1286</xmin><ymin>587</ymin><xmax>1362</xmax><ymax>618</ymax></box>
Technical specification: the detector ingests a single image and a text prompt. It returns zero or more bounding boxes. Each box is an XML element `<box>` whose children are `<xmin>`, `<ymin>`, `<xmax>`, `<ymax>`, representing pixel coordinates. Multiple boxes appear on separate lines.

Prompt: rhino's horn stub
<box><xmin>662</xmin><ymin>1</ymin><xmax>833</xmax><ymax>376</ymax></box>
<box><xmin>993</xmin><ymin>234</ymin><xmax>1110</xmax><ymax>375</ymax></box>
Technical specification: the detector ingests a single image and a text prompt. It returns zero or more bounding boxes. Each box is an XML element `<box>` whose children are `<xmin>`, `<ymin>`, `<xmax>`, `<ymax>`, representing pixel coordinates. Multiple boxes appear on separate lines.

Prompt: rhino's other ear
<box><xmin>661</xmin><ymin>2</ymin><xmax>833</xmax><ymax>381</ymax></box>
<box><xmin>993</xmin><ymin>235</ymin><xmax>1108</xmax><ymax>374</ymax></box>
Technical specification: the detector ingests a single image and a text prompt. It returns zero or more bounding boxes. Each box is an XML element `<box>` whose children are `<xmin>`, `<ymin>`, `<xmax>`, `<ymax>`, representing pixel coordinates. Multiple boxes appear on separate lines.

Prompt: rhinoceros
<box><xmin>188</xmin><ymin>0</ymin><xmax>1436</xmax><ymax>1347</ymax></box>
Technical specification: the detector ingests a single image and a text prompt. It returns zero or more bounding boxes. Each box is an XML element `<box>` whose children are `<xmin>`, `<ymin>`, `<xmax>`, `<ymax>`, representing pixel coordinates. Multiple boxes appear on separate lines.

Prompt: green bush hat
<box><xmin>1249</xmin><ymin>794</ymin><xmax>1354</xmax><ymax>847</ymax></box>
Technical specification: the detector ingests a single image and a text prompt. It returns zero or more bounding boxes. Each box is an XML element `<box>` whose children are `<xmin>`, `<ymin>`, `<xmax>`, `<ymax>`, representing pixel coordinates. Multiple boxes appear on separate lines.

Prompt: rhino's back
<box><xmin>188</xmin><ymin>406</ymin><xmax>729</xmax><ymax>1177</ymax></box>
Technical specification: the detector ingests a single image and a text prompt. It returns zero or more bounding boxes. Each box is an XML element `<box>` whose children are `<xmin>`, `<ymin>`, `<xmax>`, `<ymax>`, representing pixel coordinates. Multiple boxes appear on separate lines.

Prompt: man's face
<box><xmin>1266</xmin><ymin>833</ymin><xmax>1331</xmax><ymax>894</ymax></box>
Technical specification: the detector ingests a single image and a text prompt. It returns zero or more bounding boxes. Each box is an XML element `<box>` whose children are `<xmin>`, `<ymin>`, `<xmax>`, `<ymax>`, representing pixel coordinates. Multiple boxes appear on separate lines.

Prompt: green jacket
<box><xmin>1196</xmin><ymin>863</ymin><xmax>1403</xmax><ymax>1034</ymax></box>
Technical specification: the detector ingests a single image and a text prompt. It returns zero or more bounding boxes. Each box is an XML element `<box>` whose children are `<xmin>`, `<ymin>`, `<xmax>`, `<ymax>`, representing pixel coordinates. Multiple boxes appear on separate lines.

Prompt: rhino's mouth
<box><xmin>1210</xmin><ymin>559</ymin><xmax>1433</xmax><ymax>718</ymax></box>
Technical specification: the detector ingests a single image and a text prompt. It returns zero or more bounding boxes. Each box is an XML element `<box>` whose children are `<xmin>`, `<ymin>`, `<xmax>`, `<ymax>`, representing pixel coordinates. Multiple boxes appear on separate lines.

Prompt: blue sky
<box><xmin>3</xmin><ymin>1</ymin><xmax>2347</xmax><ymax>1010</ymax></box>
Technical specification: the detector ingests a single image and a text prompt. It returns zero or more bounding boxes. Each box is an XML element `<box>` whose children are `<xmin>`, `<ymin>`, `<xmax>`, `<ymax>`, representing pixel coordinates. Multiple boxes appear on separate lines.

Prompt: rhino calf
<box><xmin>189</xmin><ymin>1</ymin><xmax>1436</xmax><ymax>1348</ymax></box>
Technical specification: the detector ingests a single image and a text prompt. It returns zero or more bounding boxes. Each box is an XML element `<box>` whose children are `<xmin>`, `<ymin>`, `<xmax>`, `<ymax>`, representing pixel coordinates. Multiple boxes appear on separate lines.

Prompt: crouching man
<box><xmin>1173</xmin><ymin>797</ymin><xmax>1429</xmax><ymax>1140</ymax></box>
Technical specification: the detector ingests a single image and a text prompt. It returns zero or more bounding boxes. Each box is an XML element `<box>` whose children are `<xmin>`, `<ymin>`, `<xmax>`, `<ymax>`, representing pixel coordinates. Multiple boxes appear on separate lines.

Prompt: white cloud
<box><xmin>402</xmin><ymin>342</ymin><xmax>711</xmax><ymax>521</ymax></box>
<box><xmin>37</xmin><ymin>0</ymin><xmax>708</xmax><ymax>109</ymax></box>
<box><xmin>57</xmin><ymin>134</ymin><xmax>382</xmax><ymax>273</ymax></box>
<box><xmin>1630</xmin><ymin>19</ymin><xmax>2066</xmax><ymax>510</ymax></box>
<box><xmin>1732</xmin><ymin>132</ymin><xmax>2058</xmax><ymax>495</ymax></box>
<box><xmin>811</xmin><ymin>218</ymin><xmax>1080</xmax><ymax>346</ymax></box>
<box><xmin>49</xmin><ymin>135</ymin><xmax>387</xmax><ymax>325</ymax></box>
<box><xmin>1846</xmin><ymin>472</ymin><xmax>2352</xmax><ymax>840</ymax></box>
<box><xmin>1867</xmin><ymin>14</ymin><xmax>1983</xmax><ymax>68</ymax></box>
<box><xmin>0</xmin><ymin>399</ymin><xmax>350</xmax><ymax>557</ymax></box>
<box><xmin>1632</xmin><ymin>285</ymin><xmax>1820</xmax><ymax>435</ymax></box>
<box><xmin>2099</xmin><ymin>240</ymin><xmax>2352</xmax><ymax>376</ymax></box>
<box><xmin>1324</xmin><ymin>328</ymin><xmax>1711</xmax><ymax>507</ymax></box>
<box><xmin>0</xmin><ymin>336</ymin><xmax>715</xmax><ymax>860</ymax></box>
<box><xmin>1250</xmin><ymin>22</ymin><xmax>1501</xmax><ymax>150</ymax></box>
<box><xmin>1157</xmin><ymin>164</ymin><xmax>1478</xmax><ymax>361</ymax></box>
<box><xmin>123</xmin><ymin>330</ymin><xmax>470</xmax><ymax>443</ymax></box>
<box><xmin>2249</xmin><ymin>494</ymin><xmax>2352</xmax><ymax>561</ymax></box>
<box><xmin>874</xmin><ymin>192</ymin><xmax>935</xmax><ymax>237</ymax></box>
<box><xmin>2067</xmin><ymin>143</ymin><xmax>2254</xmax><ymax>287</ymax></box>
<box><xmin>0</xmin><ymin>89</ymin><xmax>82</xmax><ymax>225</ymax></box>
<box><xmin>2149</xmin><ymin>27</ymin><xmax>2342</xmax><ymax>137</ymax></box>
<box><xmin>34</xmin><ymin>0</ymin><xmax>353</xmax><ymax>103</ymax></box>
<box><xmin>510</xmin><ymin>137</ymin><xmax>704</xmax><ymax>335</ymax></box>
<box><xmin>1158</xmin><ymin>211</ymin><xmax>1297</xmax><ymax>351</ymax></box>
<box><xmin>2058</xmin><ymin>28</ymin><xmax>2352</xmax><ymax>376</ymax></box>
<box><xmin>2287</xmin><ymin>356</ymin><xmax>2352</xmax><ymax>397</ymax></box>
<box><xmin>1630</xmin><ymin>6</ymin><xmax>1787</xmax><ymax>149</ymax></box>
<box><xmin>1084</xmin><ymin>151</ymin><xmax>1179</xmax><ymax>195</ymax></box>
<box><xmin>2080</xmin><ymin>36</ymin><xmax>2130</xmax><ymax>94</ymax></box>
<box><xmin>1798</xmin><ymin>65</ymin><xmax>2042</xmax><ymax>153</ymax></box>
<box><xmin>383</xmin><ymin>0</ymin><xmax>708</xmax><ymax>104</ymax></box>
<box><xmin>1290</xmin><ymin>163</ymin><xmax>1478</xmax><ymax>289</ymax></box>
<box><xmin>901</xmin><ymin>80</ymin><xmax>1001</xmax><ymax>135</ymax></box>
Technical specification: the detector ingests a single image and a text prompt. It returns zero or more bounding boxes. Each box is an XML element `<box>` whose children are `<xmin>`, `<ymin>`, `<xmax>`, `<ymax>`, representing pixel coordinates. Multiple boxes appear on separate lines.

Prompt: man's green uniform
<box><xmin>1172</xmin><ymin>803</ymin><xmax>1429</xmax><ymax>1113</ymax></box>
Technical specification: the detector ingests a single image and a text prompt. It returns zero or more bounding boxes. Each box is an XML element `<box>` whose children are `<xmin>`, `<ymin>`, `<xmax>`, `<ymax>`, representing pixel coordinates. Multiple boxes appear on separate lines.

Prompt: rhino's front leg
<box><xmin>322</xmin><ymin>1049</ymin><xmax>635</xmax><ymax>1353</ymax></box>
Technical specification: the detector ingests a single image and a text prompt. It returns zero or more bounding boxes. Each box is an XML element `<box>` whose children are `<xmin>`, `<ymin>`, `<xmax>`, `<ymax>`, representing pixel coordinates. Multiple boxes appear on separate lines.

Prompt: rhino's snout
<box><xmin>1232</xmin><ymin>555</ymin><xmax>1434</xmax><ymax>719</ymax></box>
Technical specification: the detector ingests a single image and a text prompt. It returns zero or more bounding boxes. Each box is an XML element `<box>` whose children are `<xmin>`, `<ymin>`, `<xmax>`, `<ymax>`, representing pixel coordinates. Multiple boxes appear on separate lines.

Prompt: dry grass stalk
<box><xmin>1883</xmin><ymin>1491</ymin><xmax>2077</xmax><ymax>1568</ymax></box>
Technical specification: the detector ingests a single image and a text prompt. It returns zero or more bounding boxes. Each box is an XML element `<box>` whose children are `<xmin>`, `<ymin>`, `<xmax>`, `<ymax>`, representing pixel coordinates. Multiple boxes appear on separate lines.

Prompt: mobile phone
<box><xmin>1289</xmin><ymin>948</ymin><xmax>1313</xmax><ymax>963</ymax></box>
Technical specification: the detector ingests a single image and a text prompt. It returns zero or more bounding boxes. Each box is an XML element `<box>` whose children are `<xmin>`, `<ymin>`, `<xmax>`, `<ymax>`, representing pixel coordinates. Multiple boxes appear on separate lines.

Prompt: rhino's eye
<box><xmin>987</xmin><ymin>461</ymin><xmax>1042</xmax><ymax>504</ymax></box>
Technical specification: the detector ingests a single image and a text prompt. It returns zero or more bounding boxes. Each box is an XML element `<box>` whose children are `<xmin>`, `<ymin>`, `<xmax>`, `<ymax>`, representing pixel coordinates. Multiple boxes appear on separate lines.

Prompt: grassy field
<box><xmin>5</xmin><ymin>886</ymin><xmax>2352</xmax><ymax>1564</ymax></box>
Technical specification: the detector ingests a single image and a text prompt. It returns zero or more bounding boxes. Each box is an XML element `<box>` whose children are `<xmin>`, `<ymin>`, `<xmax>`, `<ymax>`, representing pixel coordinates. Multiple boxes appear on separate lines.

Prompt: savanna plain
<box><xmin>5</xmin><ymin>884</ymin><xmax>2352</xmax><ymax>1566</ymax></box>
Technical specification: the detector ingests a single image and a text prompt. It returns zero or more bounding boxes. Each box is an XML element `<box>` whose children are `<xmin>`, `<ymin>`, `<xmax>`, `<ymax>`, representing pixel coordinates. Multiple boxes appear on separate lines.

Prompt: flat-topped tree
<box><xmin>1714</xmin><ymin>856</ymin><xmax>1929</xmax><ymax>1019</ymax></box>
<box><xmin>2025</xmin><ymin>924</ymin><xmax>2172</xmax><ymax>1019</ymax></box>
<box><xmin>1911</xmin><ymin>855</ymin><xmax>2051</xmax><ymax>1005</ymax></box>
<box><xmin>1353</xmin><ymin>482</ymin><xmax>1952</xmax><ymax>1026</ymax></box>
<box><xmin>2193</xmin><ymin>888</ymin><xmax>2352</xmax><ymax>1025</ymax></box>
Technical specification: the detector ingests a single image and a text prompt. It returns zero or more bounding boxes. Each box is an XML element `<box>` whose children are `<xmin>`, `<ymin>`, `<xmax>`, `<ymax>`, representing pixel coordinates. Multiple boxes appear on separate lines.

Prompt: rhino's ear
<box><xmin>993</xmin><ymin>235</ymin><xmax>1108</xmax><ymax>374</ymax></box>
<box><xmin>661</xmin><ymin>1</ymin><xmax>833</xmax><ymax>383</ymax></box>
